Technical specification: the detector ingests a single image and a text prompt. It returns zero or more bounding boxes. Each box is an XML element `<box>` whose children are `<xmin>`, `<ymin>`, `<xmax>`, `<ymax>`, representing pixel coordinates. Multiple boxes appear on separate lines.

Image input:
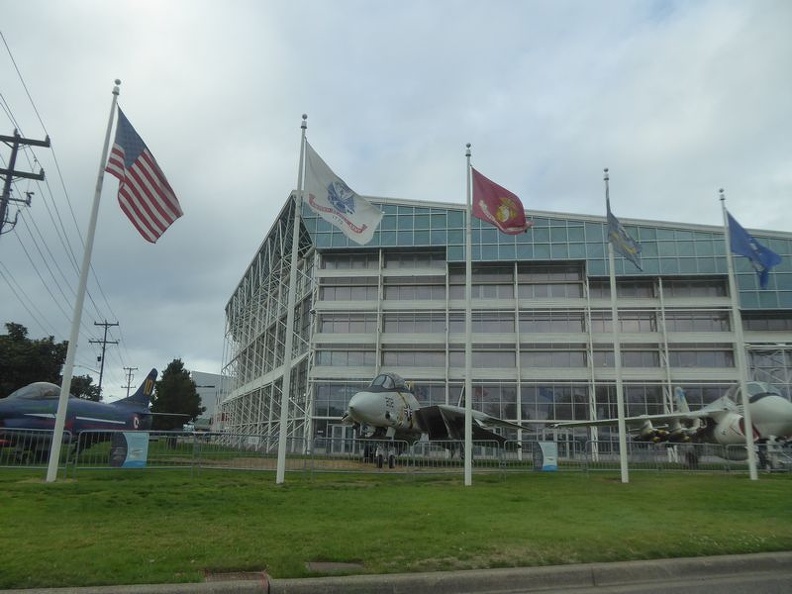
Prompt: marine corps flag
<box><xmin>471</xmin><ymin>167</ymin><xmax>531</xmax><ymax>234</ymax></box>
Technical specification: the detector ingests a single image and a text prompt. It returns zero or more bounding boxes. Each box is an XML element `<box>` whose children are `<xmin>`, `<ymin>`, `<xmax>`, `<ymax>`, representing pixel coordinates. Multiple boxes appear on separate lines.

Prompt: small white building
<box><xmin>190</xmin><ymin>370</ymin><xmax>229</xmax><ymax>431</ymax></box>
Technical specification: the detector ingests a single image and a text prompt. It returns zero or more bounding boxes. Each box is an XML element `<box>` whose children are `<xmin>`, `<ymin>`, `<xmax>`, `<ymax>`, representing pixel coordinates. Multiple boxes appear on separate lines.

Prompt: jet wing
<box><xmin>414</xmin><ymin>405</ymin><xmax>526</xmax><ymax>444</ymax></box>
<box><xmin>553</xmin><ymin>411</ymin><xmax>708</xmax><ymax>429</ymax></box>
<box><xmin>552</xmin><ymin>404</ymin><xmax>733</xmax><ymax>430</ymax></box>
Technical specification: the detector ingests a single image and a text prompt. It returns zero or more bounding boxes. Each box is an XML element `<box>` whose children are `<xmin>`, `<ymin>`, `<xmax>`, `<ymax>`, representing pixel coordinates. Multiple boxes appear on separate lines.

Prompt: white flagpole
<box><xmin>719</xmin><ymin>190</ymin><xmax>759</xmax><ymax>480</ymax></box>
<box><xmin>605</xmin><ymin>169</ymin><xmax>629</xmax><ymax>484</ymax></box>
<box><xmin>46</xmin><ymin>80</ymin><xmax>121</xmax><ymax>482</ymax></box>
<box><xmin>464</xmin><ymin>143</ymin><xmax>473</xmax><ymax>486</ymax></box>
<box><xmin>276</xmin><ymin>114</ymin><xmax>307</xmax><ymax>485</ymax></box>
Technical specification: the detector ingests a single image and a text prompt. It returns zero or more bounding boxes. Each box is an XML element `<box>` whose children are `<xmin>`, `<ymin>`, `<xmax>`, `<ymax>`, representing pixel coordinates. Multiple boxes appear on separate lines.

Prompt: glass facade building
<box><xmin>220</xmin><ymin>194</ymin><xmax>792</xmax><ymax>445</ymax></box>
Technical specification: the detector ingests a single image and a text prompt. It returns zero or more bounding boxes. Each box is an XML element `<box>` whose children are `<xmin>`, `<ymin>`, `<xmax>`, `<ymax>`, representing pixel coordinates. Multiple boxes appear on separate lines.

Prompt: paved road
<box><xmin>534</xmin><ymin>571</ymin><xmax>792</xmax><ymax>593</ymax></box>
<box><xmin>3</xmin><ymin>551</ymin><xmax>791</xmax><ymax>594</ymax></box>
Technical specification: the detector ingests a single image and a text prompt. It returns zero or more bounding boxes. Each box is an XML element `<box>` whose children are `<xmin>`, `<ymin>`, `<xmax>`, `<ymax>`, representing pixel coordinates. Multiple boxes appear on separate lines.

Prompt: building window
<box><xmin>521</xmin><ymin>384</ymin><xmax>589</xmax><ymax>422</ymax></box>
<box><xmin>381</xmin><ymin>350</ymin><xmax>446</xmax><ymax>367</ymax></box>
<box><xmin>519</xmin><ymin>311</ymin><xmax>585</xmax><ymax>333</ymax></box>
<box><xmin>667</xmin><ymin>347</ymin><xmax>734</xmax><ymax>368</ymax></box>
<box><xmin>472</xmin><ymin>312</ymin><xmax>515</xmax><ymax>333</ymax></box>
<box><xmin>315</xmin><ymin>350</ymin><xmax>377</xmax><ymax>367</ymax></box>
<box><xmin>319</xmin><ymin>285</ymin><xmax>379</xmax><ymax>301</ymax></box>
<box><xmin>319</xmin><ymin>313</ymin><xmax>378</xmax><ymax>333</ymax></box>
<box><xmin>621</xmin><ymin>350</ymin><xmax>661</xmax><ymax>367</ymax></box>
<box><xmin>383</xmin><ymin>312</ymin><xmax>446</xmax><ymax>333</ymax></box>
<box><xmin>520</xmin><ymin>349</ymin><xmax>586</xmax><ymax>368</ymax></box>
<box><xmin>665</xmin><ymin>278</ymin><xmax>727</xmax><ymax>297</ymax></box>
<box><xmin>617</xmin><ymin>281</ymin><xmax>655</xmax><ymax>298</ymax></box>
<box><xmin>665</xmin><ymin>312</ymin><xmax>730</xmax><ymax>332</ymax></box>
<box><xmin>322</xmin><ymin>252</ymin><xmax>379</xmax><ymax>270</ymax></box>
<box><xmin>473</xmin><ymin>350</ymin><xmax>517</xmax><ymax>368</ymax></box>
<box><xmin>383</xmin><ymin>249</ymin><xmax>446</xmax><ymax>269</ymax></box>
<box><xmin>383</xmin><ymin>277</ymin><xmax>446</xmax><ymax>300</ymax></box>
<box><xmin>742</xmin><ymin>314</ymin><xmax>792</xmax><ymax>331</ymax></box>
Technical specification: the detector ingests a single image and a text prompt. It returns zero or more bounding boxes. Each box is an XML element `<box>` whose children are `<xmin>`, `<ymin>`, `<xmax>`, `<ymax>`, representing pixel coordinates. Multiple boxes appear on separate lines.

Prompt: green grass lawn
<box><xmin>1</xmin><ymin>469</ymin><xmax>790</xmax><ymax>589</ymax></box>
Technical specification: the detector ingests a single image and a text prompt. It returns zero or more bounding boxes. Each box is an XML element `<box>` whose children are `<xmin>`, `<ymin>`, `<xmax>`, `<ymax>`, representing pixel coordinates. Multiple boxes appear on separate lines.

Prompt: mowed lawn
<box><xmin>1</xmin><ymin>469</ymin><xmax>790</xmax><ymax>589</ymax></box>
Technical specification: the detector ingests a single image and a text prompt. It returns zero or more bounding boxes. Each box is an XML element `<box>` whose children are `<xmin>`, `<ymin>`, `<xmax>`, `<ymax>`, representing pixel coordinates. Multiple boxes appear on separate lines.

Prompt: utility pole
<box><xmin>88</xmin><ymin>320</ymin><xmax>118</xmax><ymax>397</ymax></box>
<box><xmin>122</xmin><ymin>366</ymin><xmax>138</xmax><ymax>398</ymax></box>
<box><xmin>0</xmin><ymin>129</ymin><xmax>51</xmax><ymax>235</ymax></box>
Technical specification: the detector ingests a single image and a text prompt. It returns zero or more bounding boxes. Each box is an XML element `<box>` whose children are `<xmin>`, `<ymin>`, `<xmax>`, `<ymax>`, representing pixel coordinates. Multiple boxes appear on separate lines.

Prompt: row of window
<box><xmin>322</xmin><ymin>283</ymin><xmax>734</xmax><ymax>301</ymax></box>
<box><xmin>320</xmin><ymin>278</ymin><xmax>728</xmax><ymax>300</ymax></box>
<box><xmin>321</xmin><ymin>254</ymin><xmax>731</xmax><ymax>297</ymax></box>
<box><xmin>318</xmin><ymin>311</ymin><xmax>733</xmax><ymax>334</ymax></box>
<box><xmin>314</xmin><ymin>347</ymin><xmax>735</xmax><ymax>369</ymax></box>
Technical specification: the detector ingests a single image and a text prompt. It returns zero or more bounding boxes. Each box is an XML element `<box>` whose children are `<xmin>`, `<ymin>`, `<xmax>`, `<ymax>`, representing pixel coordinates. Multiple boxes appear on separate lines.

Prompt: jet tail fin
<box><xmin>115</xmin><ymin>369</ymin><xmax>157</xmax><ymax>407</ymax></box>
<box><xmin>673</xmin><ymin>387</ymin><xmax>690</xmax><ymax>413</ymax></box>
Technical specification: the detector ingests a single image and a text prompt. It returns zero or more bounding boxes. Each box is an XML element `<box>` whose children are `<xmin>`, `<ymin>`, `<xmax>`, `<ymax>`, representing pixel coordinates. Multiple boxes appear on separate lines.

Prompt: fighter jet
<box><xmin>553</xmin><ymin>381</ymin><xmax>792</xmax><ymax>466</ymax></box>
<box><xmin>0</xmin><ymin>368</ymin><xmax>157</xmax><ymax>461</ymax></box>
<box><xmin>343</xmin><ymin>372</ymin><xmax>526</xmax><ymax>467</ymax></box>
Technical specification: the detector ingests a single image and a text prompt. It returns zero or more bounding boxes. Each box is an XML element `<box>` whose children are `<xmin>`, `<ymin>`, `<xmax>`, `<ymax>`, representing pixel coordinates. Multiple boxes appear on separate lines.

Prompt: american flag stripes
<box><xmin>105</xmin><ymin>109</ymin><xmax>183</xmax><ymax>243</ymax></box>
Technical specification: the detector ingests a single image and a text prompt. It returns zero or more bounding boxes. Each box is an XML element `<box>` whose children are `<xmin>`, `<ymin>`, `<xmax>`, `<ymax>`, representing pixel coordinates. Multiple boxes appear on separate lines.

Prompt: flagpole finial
<box><xmin>113</xmin><ymin>79</ymin><xmax>121</xmax><ymax>96</ymax></box>
<box><xmin>301</xmin><ymin>114</ymin><xmax>307</xmax><ymax>130</ymax></box>
<box><xmin>719</xmin><ymin>188</ymin><xmax>725</xmax><ymax>203</ymax></box>
<box><xmin>603</xmin><ymin>167</ymin><xmax>609</xmax><ymax>181</ymax></box>
<box><xmin>465</xmin><ymin>143</ymin><xmax>471</xmax><ymax>158</ymax></box>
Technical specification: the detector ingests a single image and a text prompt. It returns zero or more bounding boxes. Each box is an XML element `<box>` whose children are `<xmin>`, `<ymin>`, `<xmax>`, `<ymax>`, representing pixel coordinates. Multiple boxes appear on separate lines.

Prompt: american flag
<box><xmin>105</xmin><ymin>109</ymin><xmax>183</xmax><ymax>243</ymax></box>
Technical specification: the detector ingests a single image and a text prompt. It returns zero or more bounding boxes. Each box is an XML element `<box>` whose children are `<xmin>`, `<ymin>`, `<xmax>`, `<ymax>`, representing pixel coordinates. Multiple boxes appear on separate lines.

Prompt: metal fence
<box><xmin>0</xmin><ymin>428</ymin><xmax>73</xmax><ymax>469</ymax></box>
<box><xmin>582</xmin><ymin>440</ymin><xmax>792</xmax><ymax>473</ymax></box>
<box><xmin>3</xmin><ymin>429</ymin><xmax>790</xmax><ymax>476</ymax></box>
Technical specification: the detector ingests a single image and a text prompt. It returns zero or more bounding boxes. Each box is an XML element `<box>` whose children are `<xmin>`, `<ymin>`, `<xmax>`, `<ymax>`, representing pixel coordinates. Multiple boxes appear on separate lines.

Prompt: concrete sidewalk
<box><xmin>3</xmin><ymin>551</ymin><xmax>791</xmax><ymax>594</ymax></box>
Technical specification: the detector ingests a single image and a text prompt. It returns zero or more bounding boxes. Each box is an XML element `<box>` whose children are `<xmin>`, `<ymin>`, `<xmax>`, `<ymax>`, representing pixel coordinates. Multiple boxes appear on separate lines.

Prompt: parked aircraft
<box><xmin>553</xmin><ymin>382</ymin><xmax>792</xmax><ymax>466</ymax></box>
<box><xmin>0</xmin><ymin>368</ymin><xmax>158</xmax><ymax>461</ymax></box>
<box><xmin>342</xmin><ymin>372</ymin><xmax>526</xmax><ymax>467</ymax></box>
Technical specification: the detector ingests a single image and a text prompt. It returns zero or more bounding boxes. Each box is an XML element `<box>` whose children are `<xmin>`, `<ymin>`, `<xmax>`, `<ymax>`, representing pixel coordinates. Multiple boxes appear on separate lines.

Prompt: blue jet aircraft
<box><xmin>0</xmin><ymin>368</ymin><xmax>158</xmax><ymax>461</ymax></box>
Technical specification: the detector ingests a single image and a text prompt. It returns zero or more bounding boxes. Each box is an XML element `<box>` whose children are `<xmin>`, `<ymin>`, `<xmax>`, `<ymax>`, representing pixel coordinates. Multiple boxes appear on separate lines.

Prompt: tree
<box><xmin>0</xmin><ymin>323</ymin><xmax>68</xmax><ymax>397</ymax></box>
<box><xmin>150</xmin><ymin>358</ymin><xmax>204</xmax><ymax>430</ymax></box>
<box><xmin>69</xmin><ymin>375</ymin><xmax>101</xmax><ymax>402</ymax></box>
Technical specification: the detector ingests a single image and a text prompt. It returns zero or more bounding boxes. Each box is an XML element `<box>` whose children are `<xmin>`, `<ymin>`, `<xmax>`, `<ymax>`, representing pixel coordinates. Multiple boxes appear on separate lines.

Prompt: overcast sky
<box><xmin>1</xmin><ymin>0</ymin><xmax>790</xmax><ymax>399</ymax></box>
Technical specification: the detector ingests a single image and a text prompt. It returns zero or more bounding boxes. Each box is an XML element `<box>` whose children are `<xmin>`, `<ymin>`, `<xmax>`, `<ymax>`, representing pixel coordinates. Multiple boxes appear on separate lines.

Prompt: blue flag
<box><xmin>727</xmin><ymin>212</ymin><xmax>781</xmax><ymax>289</ymax></box>
<box><xmin>607</xmin><ymin>203</ymin><xmax>642</xmax><ymax>270</ymax></box>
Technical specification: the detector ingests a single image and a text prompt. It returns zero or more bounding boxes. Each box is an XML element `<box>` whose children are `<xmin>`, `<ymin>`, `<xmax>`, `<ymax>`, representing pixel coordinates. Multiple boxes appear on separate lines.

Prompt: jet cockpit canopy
<box><xmin>6</xmin><ymin>382</ymin><xmax>61</xmax><ymax>400</ymax></box>
<box><xmin>368</xmin><ymin>372</ymin><xmax>413</xmax><ymax>393</ymax></box>
<box><xmin>723</xmin><ymin>381</ymin><xmax>782</xmax><ymax>404</ymax></box>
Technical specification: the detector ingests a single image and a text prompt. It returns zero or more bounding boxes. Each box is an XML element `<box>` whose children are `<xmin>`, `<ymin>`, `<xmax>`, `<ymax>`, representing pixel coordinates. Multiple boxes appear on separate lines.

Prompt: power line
<box><xmin>122</xmin><ymin>366</ymin><xmax>138</xmax><ymax>398</ymax></box>
<box><xmin>0</xmin><ymin>129</ymin><xmax>50</xmax><ymax>235</ymax></box>
<box><xmin>89</xmin><ymin>320</ymin><xmax>119</xmax><ymax>396</ymax></box>
<box><xmin>0</xmin><ymin>31</ymin><xmax>130</xmax><ymax>376</ymax></box>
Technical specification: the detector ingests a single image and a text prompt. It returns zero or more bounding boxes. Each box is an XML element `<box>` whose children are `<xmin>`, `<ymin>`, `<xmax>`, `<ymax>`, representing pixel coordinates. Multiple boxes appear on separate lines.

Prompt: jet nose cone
<box><xmin>347</xmin><ymin>391</ymin><xmax>382</xmax><ymax>425</ymax></box>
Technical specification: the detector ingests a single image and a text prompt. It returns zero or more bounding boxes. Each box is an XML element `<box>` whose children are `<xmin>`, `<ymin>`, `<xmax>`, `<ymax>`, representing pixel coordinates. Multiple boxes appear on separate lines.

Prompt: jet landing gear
<box><xmin>375</xmin><ymin>444</ymin><xmax>397</xmax><ymax>469</ymax></box>
<box><xmin>361</xmin><ymin>441</ymin><xmax>398</xmax><ymax>469</ymax></box>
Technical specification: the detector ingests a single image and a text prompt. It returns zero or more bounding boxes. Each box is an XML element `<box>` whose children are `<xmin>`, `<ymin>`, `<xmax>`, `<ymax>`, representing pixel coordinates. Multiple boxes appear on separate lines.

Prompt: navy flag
<box><xmin>607</xmin><ymin>201</ymin><xmax>642</xmax><ymax>270</ymax></box>
<box><xmin>727</xmin><ymin>212</ymin><xmax>781</xmax><ymax>289</ymax></box>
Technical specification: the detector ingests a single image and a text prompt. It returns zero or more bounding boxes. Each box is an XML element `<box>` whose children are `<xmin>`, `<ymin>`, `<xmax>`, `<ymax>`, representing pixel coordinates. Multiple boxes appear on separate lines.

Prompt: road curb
<box><xmin>268</xmin><ymin>551</ymin><xmax>792</xmax><ymax>593</ymax></box>
<box><xmin>3</xmin><ymin>552</ymin><xmax>791</xmax><ymax>594</ymax></box>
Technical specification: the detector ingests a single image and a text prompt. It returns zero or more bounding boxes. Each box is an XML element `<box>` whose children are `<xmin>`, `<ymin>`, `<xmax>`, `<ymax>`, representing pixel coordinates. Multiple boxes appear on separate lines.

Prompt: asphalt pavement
<box><xmin>3</xmin><ymin>551</ymin><xmax>791</xmax><ymax>594</ymax></box>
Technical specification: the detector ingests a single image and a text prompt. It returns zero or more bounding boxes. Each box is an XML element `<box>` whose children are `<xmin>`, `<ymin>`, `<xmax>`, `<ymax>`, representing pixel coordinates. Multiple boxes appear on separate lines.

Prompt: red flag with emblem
<box><xmin>471</xmin><ymin>167</ymin><xmax>531</xmax><ymax>234</ymax></box>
